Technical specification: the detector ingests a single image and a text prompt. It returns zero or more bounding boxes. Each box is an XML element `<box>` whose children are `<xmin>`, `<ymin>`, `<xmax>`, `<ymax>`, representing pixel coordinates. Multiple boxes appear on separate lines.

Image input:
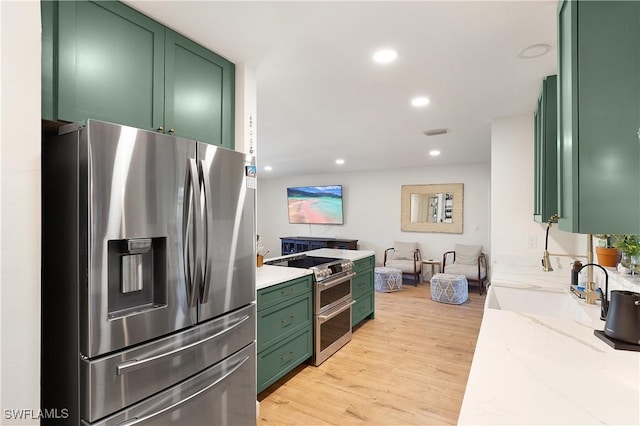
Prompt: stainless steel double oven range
<box><xmin>267</xmin><ymin>254</ymin><xmax>355</xmax><ymax>366</ymax></box>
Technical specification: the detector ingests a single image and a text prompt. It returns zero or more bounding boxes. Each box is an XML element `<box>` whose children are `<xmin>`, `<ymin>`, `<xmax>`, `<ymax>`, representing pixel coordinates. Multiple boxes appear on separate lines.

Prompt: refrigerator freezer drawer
<box><xmin>81</xmin><ymin>303</ymin><xmax>255</xmax><ymax>423</ymax></box>
<box><xmin>83</xmin><ymin>342</ymin><xmax>256</xmax><ymax>426</ymax></box>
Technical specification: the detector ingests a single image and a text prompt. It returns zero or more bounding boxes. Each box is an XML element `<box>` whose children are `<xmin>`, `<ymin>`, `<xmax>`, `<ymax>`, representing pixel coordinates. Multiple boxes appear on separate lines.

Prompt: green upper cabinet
<box><xmin>165</xmin><ymin>30</ymin><xmax>235</xmax><ymax>148</ymax></box>
<box><xmin>534</xmin><ymin>75</ymin><xmax>558</xmax><ymax>224</ymax></box>
<box><xmin>42</xmin><ymin>0</ymin><xmax>235</xmax><ymax>149</ymax></box>
<box><xmin>557</xmin><ymin>0</ymin><xmax>640</xmax><ymax>233</ymax></box>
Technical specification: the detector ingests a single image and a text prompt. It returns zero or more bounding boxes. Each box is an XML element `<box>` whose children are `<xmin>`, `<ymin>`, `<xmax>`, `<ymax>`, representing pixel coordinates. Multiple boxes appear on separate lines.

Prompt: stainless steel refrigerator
<box><xmin>42</xmin><ymin>120</ymin><xmax>257</xmax><ymax>425</ymax></box>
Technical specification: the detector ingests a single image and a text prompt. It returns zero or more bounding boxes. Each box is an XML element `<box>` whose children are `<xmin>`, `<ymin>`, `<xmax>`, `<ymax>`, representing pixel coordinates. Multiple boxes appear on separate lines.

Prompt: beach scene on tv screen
<box><xmin>287</xmin><ymin>185</ymin><xmax>343</xmax><ymax>224</ymax></box>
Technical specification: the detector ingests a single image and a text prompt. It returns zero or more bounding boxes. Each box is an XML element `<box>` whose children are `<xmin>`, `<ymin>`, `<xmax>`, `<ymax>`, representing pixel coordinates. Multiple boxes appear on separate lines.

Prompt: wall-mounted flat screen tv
<box><xmin>287</xmin><ymin>185</ymin><xmax>344</xmax><ymax>225</ymax></box>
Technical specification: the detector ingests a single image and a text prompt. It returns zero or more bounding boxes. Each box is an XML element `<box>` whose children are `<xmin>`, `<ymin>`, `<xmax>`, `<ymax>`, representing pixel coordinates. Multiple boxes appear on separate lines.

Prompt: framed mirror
<box><xmin>401</xmin><ymin>183</ymin><xmax>463</xmax><ymax>233</ymax></box>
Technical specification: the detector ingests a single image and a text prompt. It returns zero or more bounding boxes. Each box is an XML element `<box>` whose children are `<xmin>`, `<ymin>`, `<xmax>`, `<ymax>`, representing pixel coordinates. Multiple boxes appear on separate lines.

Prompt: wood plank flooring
<box><xmin>257</xmin><ymin>282</ymin><xmax>485</xmax><ymax>425</ymax></box>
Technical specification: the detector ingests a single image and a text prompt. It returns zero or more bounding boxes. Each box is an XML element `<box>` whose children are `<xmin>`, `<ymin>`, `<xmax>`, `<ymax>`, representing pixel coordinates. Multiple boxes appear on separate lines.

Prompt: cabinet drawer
<box><xmin>352</xmin><ymin>290</ymin><xmax>374</xmax><ymax>327</ymax></box>
<box><xmin>352</xmin><ymin>269</ymin><xmax>373</xmax><ymax>299</ymax></box>
<box><xmin>257</xmin><ymin>275</ymin><xmax>312</xmax><ymax>311</ymax></box>
<box><xmin>353</xmin><ymin>256</ymin><xmax>374</xmax><ymax>274</ymax></box>
<box><xmin>257</xmin><ymin>328</ymin><xmax>312</xmax><ymax>394</ymax></box>
<box><xmin>257</xmin><ymin>293</ymin><xmax>312</xmax><ymax>352</ymax></box>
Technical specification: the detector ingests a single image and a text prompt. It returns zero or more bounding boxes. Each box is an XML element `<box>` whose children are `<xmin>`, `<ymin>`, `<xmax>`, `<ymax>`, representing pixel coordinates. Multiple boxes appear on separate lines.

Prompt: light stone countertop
<box><xmin>255</xmin><ymin>265</ymin><xmax>313</xmax><ymax>290</ymax></box>
<box><xmin>458</xmin><ymin>263</ymin><xmax>640</xmax><ymax>425</ymax></box>
<box><xmin>304</xmin><ymin>248</ymin><xmax>376</xmax><ymax>261</ymax></box>
<box><xmin>257</xmin><ymin>249</ymin><xmax>376</xmax><ymax>291</ymax></box>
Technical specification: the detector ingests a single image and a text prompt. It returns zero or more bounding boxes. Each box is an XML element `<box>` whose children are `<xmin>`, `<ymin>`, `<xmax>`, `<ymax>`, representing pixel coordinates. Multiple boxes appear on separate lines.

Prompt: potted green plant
<box><xmin>612</xmin><ymin>234</ymin><xmax>640</xmax><ymax>274</ymax></box>
<box><xmin>594</xmin><ymin>234</ymin><xmax>622</xmax><ymax>267</ymax></box>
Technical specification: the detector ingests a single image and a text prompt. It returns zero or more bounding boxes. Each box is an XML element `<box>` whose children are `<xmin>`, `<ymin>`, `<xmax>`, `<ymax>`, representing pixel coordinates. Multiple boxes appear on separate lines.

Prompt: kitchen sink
<box><xmin>486</xmin><ymin>286</ymin><xmax>592</xmax><ymax>321</ymax></box>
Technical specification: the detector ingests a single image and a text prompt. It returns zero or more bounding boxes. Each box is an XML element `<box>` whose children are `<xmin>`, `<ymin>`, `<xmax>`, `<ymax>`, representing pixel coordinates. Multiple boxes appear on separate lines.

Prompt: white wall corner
<box><xmin>234</xmin><ymin>63</ymin><xmax>257</xmax><ymax>158</ymax></box>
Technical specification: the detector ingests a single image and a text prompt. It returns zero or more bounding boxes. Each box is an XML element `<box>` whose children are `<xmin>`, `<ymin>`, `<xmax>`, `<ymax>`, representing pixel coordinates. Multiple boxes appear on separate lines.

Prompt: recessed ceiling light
<box><xmin>373</xmin><ymin>49</ymin><xmax>397</xmax><ymax>64</ymax></box>
<box><xmin>429</xmin><ymin>150</ymin><xmax>441</xmax><ymax>156</ymax></box>
<box><xmin>264</xmin><ymin>166</ymin><xmax>273</xmax><ymax>171</ymax></box>
<box><xmin>411</xmin><ymin>97</ymin><xmax>430</xmax><ymax>107</ymax></box>
<box><xmin>518</xmin><ymin>43</ymin><xmax>551</xmax><ymax>59</ymax></box>
<box><xmin>335</xmin><ymin>159</ymin><xmax>345</xmax><ymax>165</ymax></box>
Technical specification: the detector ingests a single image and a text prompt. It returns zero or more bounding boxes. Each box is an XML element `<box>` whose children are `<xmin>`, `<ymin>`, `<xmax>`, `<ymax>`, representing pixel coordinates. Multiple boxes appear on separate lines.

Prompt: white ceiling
<box><xmin>125</xmin><ymin>1</ymin><xmax>558</xmax><ymax>178</ymax></box>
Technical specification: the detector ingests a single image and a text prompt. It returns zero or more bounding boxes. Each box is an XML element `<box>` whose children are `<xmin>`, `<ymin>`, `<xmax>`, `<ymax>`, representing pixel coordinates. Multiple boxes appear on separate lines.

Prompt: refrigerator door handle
<box><xmin>115</xmin><ymin>314</ymin><xmax>250</xmax><ymax>375</ymax></box>
<box><xmin>182</xmin><ymin>158</ymin><xmax>203</xmax><ymax>307</ymax></box>
<box><xmin>113</xmin><ymin>355</ymin><xmax>250</xmax><ymax>426</ymax></box>
<box><xmin>199</xmin><ymin>159</ymin><xmax>213</xmax><ymax>303</ymax></box>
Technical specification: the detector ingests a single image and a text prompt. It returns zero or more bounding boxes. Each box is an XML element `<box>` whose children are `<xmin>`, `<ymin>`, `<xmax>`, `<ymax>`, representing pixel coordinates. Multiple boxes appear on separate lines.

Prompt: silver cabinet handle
<box><xmin>116</xmin><ymin>315</ymin><xmax>250</xmax><ymax>375</ymax></box>
<box><xmin>114</xmin><ymin>355</ymin><xmax>250</xmax><ymax>425</ymax></box>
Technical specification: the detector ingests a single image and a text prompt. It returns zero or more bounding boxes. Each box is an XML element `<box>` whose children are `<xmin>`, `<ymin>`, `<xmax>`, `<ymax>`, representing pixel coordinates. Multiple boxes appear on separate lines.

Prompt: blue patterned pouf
<box><xmin>374</xmin><ymin>267</ymin><xmax>403</xmax><ymax>292</ymax></box>
<box><xmin>430</xmin><ymin>273</ymin><xmax>468</xmax><ymax>304</ymax></box>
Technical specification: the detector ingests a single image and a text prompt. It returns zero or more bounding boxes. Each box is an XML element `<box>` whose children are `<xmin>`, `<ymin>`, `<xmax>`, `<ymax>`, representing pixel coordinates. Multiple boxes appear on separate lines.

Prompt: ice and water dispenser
<box><xmin>108</xmin><ymin>237</ymin><xmax>167</xmax><ymax>319</ymax></box>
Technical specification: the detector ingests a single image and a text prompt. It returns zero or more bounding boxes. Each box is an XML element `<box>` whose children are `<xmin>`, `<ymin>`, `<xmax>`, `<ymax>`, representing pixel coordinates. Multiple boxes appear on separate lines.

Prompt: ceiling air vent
<box><xmin>423</xmin><ymin>128</ymin><xmax>449</xmax><ymax>137</ymax></box>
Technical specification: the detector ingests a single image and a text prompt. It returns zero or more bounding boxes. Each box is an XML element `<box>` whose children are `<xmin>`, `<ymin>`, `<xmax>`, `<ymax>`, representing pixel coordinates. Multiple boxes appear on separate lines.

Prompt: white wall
<box><xmin>0</xmin><ymin>1</ymin><xmax>41</xmax><ymax>423</ymax></box>
<box><xmin>257</xmin><ymin>163</ymin><xmax>491</xmax><ymax>266</ymax></box>
<box><xmin>490</xmin><ymin>113</ymin><xmax>586</xmax><ymax>271</ymax></box>
<box><xmin>234</xmin><ymin>64</ymin><xmax>257</xmax><ymax>156</ymax></box>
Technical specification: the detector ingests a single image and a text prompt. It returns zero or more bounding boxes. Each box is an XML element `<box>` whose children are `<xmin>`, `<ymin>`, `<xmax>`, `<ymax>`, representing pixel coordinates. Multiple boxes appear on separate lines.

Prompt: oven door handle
<box><xmin>317</xmin><ymin>300</ymin><xmax>355</xmax><ymax>322</ymax></box>
<box><xmin>318</xmin><ymin>272</ymin><xmax>356</xmax><ymax>290</ymax></box>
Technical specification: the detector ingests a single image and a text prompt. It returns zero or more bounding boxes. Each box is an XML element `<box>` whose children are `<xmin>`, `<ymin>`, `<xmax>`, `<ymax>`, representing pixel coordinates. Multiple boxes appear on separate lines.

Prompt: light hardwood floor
<box><xmin>257</xmin><ymin>282</ymin><xmax>485</xmax><ymax>425</ymax></box>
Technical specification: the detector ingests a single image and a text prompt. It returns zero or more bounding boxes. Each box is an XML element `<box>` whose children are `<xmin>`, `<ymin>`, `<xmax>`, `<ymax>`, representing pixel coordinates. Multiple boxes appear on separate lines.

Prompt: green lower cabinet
<box><xmin>257</xmin><ymin>328</ymin><xmax>312</xmax><ymax>394</ymax></box>
<box><xmin>352</xmin><ymin>290</ymin><xmax>374</xmax><ymax>327</ymax></box>
<box><xmin>257</xmin><ymin>275</ymin><xmax>313</xmax><ymax>394</ymax></box>
<box><xmin>257</xmin><ymin>293</ymin><xmax>312</xmax><ymax>353</ymax></box>
<box><xmin>352</xmin><ymin>256</ymin><xmax>375</xmax><ymax>327</ymax></box>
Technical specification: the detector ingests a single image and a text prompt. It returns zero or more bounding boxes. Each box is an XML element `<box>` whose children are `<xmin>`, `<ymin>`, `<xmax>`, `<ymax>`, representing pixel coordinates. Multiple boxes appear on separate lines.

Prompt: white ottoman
<box><xmin>430</xmin><ymin>273</ymin><xmax>468</xmax><ymax>304</ymax></box>
<box><xmin>374</xmin><ymin>267</ymin><xmax>402</xmax><ymax>292</ymax></box>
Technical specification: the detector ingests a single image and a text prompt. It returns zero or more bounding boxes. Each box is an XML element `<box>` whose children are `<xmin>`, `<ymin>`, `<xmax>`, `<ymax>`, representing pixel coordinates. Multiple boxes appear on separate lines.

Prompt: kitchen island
<box><xmin>458</xmin><ymin>264</ymin><xmax>640</xmax><ymax>425</ymax></box>
<box><xmin>255</xmin><ymin>249</ymin><xmax>376</xmax><ymax>394</ymax></box>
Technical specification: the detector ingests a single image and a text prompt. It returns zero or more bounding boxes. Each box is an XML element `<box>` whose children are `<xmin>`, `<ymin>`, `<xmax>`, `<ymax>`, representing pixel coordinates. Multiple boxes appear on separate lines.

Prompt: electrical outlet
<box><xmin>528</xmin><ymin>236</ymin><xmax>537</xmax><ymax>249</ymax></box>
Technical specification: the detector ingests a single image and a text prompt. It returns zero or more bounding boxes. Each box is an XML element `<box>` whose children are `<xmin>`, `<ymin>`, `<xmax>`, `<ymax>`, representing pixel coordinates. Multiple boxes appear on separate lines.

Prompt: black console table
<box><xmin>280</xmin><ymin>237</ymin><xmax>358</xmax><ymax>255</ymax></box>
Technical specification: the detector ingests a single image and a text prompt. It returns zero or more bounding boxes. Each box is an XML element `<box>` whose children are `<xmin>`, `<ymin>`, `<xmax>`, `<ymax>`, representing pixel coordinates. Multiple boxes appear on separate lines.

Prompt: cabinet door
<box><xmin>164</xmin><ymin>30</ymin><xmax>235</xmax><ymax>149</ymax></box>
<box><xmin>56</xmin><ymin>1</ymin><xmax>165</xmax><ymax>130</ymax></box>
<box><xmin>534</xmin><ymin>75</ymin><xmax>558</xmax><ymax>224</ymax></box>
<box><xmin>558</xmin><ymin>0</ymin><xmax>640</xmax><ymax>233</ymax></box>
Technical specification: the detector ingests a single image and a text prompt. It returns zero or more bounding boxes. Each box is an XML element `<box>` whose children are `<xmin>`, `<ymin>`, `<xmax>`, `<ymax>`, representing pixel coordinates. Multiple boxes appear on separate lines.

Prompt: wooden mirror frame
<box><xmin>401</xmin><ymin>183</ymin><xmax>464</xmax><ymax>233</ymax></box>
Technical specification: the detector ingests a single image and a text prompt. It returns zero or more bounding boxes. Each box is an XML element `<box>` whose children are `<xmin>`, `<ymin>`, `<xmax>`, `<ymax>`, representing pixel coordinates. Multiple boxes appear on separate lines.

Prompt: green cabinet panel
<box><xmin>352</xmin><ymin>269</ymin><xmax>373</xmax><ymax>299</ymax></box>
<box><xmin>558</xmin><ymin>0</ymin><xmax>640</xmax><ymax>233</ymax></box>
<box><xmin>534</xmin><ymin>75</ymin><xmax>558</xmax><ymax>224</ymax></box>
<box><xmin>353</xmin><ymin>255</ymin><xmax>375</xmax><ymax>274</ymax></box>
<box><xmin>257</xmin><ymin>275</ymin><xmax>312</xmax><ymax>311</ymax></box>
<box><xmin>164</xmin><ymin>30</ymin><xmax>235</xmax><ymax>149</ymax></box>
<box><xmin>42</xmin><ymin>0</ymin><xmax>235</xmax><ymax>149</ymax></box>
<box><xmin>41</xmin><ymin>0</ymin><xmax>57</xmax><ymax>120</ymax></box>
<box><xmin>352</xmin><ymin>290</ymin><xmax>374</xmax><ymax>327</ymax></box>
<box><xmin>351</xmin><ymin>255</ymin><xmax>375</xmax><ymax>326</ymax></box>
<box><xmin>257</xmin><ymin>293</ymin><xmax>312</xmax><ymax>353</ymax></box>
<box><xmin>257</xmin><ymin>274</ymin><xmax>313</xmax><ymax>394</ymax></box>
<box><xmin>257</xmin><ymin>328</ymin><xmax>312</xmax><ymax>394</ymax></box>
<box><xmin>56</xmin><ymin>1</ymin><xmax>165</xmax><ymax>130</ymax></box>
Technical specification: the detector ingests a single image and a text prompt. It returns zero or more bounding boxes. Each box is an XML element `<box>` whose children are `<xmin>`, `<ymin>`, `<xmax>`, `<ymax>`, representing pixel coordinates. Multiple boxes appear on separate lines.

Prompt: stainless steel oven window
<box><xmin>319</xmin><ymin>307</ymin><xmax>351</xmax><ymax>351</ymax></box>
<box><xmin>315</xmin><ymin>272</ymin><xmax>354</xmax><ymax>313</ymax></box>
